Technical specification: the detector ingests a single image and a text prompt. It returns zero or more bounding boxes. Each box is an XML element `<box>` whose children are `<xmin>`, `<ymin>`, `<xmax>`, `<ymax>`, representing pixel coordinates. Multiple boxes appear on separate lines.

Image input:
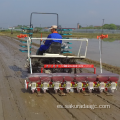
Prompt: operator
<box><xmin>36</xmin><ymin>25</ymin><xmax>62</xmax><ymax>55</ymax></box>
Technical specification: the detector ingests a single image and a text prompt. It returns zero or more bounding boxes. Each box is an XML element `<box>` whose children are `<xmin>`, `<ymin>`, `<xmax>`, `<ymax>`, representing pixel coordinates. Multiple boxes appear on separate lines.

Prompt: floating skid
<box><xmin>97</xmin><ymin>73</ymin><xmax>119</xmax><ymax>93</ymax></box>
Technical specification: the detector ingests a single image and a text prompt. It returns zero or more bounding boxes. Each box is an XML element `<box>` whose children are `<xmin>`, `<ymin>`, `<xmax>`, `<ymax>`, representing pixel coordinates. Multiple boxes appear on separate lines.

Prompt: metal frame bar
<box><xmin>30</xmin><ymin>12</ymin><xmax>59</xmax><ymax>28</ymax></box>
<box><xmin>29</xmin><ymin>37</ymin><xmax>88</xmax><ymax>57</ymax></box>
<box><xmin>44</xmin><ymin>64</ymin><xmax>96</xmax><ymax>74</ymax></box>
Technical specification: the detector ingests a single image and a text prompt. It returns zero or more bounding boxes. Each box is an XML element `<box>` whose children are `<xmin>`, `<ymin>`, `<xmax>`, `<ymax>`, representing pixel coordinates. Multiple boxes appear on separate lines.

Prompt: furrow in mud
<box><xmin>0</xmin><ymin>41</ymin><xmax>31</xmax><ymax>120</ymax></box>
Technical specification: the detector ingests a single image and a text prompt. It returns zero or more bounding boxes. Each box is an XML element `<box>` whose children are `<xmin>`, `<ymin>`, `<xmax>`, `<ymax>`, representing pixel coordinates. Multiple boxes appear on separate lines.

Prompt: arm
<box><xmin>44</xmin><ymin>34</ymin><xmax>52</xmax><ymax>45</ymax></box>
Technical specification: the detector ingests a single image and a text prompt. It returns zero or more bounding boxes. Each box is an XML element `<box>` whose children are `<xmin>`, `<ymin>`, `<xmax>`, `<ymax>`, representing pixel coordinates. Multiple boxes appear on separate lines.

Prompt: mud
<box><xmin>0</xmin><ymin>36</ymin><xmax>120</xmax><ymax>120</ymax></box>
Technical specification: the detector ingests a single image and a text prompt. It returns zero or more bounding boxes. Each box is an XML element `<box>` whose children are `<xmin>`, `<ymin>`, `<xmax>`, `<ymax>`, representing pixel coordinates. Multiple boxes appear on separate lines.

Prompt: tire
<box><xmin>55</xmin><ymin>89</ymin><xmax>58</xmax><ymax>94</ymax></box>
<box><xmin>66</xmin><ymin>89</ymin><xmax>70</xmax><ymax>93</ymax></box>
<box><xmin>43</xmin><ymin>89</ymin><xmax>46</xmax><ymax>93</ymax></box>
<box><xmin>88</xmin><ymin>89</ymin><xmax>92</xmax><ymax>93</ymax></box>
<box><xmin>77</xmin><ymin>89</ymin><xmax>80</xmax><ymax>93</ymax></box>
<box><xmin>100</xmin><ymin>89</ymin><xmax>103</xmax><ymax>93</ymax></box>
<box><xmin>111</xmin><ymin>89</ymin><xmax>114</xmax><ymax>93</ymax></box>
<box><xmin>31</xmin><ymin>89</ymin><xmax>34</xmax><ymax>94</ymax></box>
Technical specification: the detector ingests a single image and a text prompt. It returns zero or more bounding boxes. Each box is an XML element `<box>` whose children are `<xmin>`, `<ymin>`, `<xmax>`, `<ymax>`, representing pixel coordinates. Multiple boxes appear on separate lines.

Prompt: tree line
<box><xmin>79</xmin><ymin>24</ymin><xmax>120</xmax><ymax>30</ymax></box>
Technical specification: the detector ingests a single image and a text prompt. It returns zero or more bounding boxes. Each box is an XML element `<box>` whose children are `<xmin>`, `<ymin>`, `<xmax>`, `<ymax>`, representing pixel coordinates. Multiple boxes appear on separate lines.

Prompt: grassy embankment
<box><xmin>0</xmin><ymin>31</ymin><xmax>120</xmax><ymax>41</ymax></box>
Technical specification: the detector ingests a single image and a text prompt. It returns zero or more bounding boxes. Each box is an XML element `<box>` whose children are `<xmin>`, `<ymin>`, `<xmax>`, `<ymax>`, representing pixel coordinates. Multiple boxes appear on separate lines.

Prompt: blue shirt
<box><xmin>39</xmin><ymin>33</ymin><xmax>62</xmax><ymax>51</ymax></box>
<box><xmin>45</xmin><ymin>33</ymin><xmax>62</xmax><ymax>46</ymax></box>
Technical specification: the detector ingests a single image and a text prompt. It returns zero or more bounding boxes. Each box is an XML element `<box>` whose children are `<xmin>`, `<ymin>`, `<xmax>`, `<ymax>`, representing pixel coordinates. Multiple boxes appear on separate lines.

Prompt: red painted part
<box><xmin>105</xmin><ymin>88</ymin><xmax>108</xmax><ymax>91</ymax></box>
<box><xmin>83</xmin><ymin>82</ymin><xmax>87</xmax><ymax>85</ymax></box>
<box><xmin>44</xmin><ymin>64</ymin><xmax>96</xmax><ymax>74</ymax></box>
<box><xmin>71</xmin><ymin>82</ymin><xmax>75</xmax><ymax>85</ymax></box>
<box><xmin>82</xmin><ymin>88</ymin><xmax>85</xmax><ymax>91</ymax></box>
<box><xmin>41</xmin><ymin>33</ymin><xmax>42</xmax><ymax>41</ymax></box>
<box><xmin>41</xmin><ymin>67</ymin><xmax>43</xmax><ymax>73</ymax></box>
<box><xmin>26</xmin><ymin>81</ymin><xmax>29</xmax><ymax>89</ymax></box>
<box><xmin>94</xmin><ymin>68</ymin><xmax>96</xmax><ymax>74</ymax></box>
<box><xmin>37</xmin><ymin>88</ymin><xmax>40</xmax><ymax>92</ymax></box>
<box><xmin>49</xmin><ymin>82</ymin><xmax>52</xmax><ymax>85</ymax></box>
<box><xmin>60</xmin><ymin>88</ymin><xmax>64</xmax><ymax>90</ymax></box>
<box><xmin>93</xmin><ymin>82</ymin><xmax>97</xmax><ymax>85</ymax></box>
<box><xmin>44</xmin><ymin>64</ymin><xmax>94</xmax><ymax>68</ymax></box>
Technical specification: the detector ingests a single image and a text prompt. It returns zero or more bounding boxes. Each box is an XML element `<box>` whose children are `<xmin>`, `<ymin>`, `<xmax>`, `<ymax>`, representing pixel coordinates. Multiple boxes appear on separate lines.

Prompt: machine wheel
<box><xmin>100</xmin><ymin>89</ymin><xmax>103</xmax><ymax>93</ymax></box>
<box><xmin>55</xmin><ymin>89</ymin><xmax>58</xmax><ymax>94</ymax></box>
<box><xmin>31</xmin><ymin>89</ymin><xmax>34</xmax><ymax>94</ymax></box>
<box><xmin>66</xmin><ymin>89</ymin><xmax>70</xmax><ymax>93</ymax></box>
<box><xmin>77</xmin><ymin>89</ymin><xmax>80</xmax><ymax>93</ymax></box>
<box><xmin>43</xmin><ymin>89</ymin><xmax>46</xmax><ymax>93</ymax></box>
<box><xmin>88</xmin><ymin>89</ymin><xmax>92</xmax><ymax>93</ymax></box>
<box><xmin>111</xmin><ymin>89</ymin><xmax>114</xmax><ymax>93</ymax></box>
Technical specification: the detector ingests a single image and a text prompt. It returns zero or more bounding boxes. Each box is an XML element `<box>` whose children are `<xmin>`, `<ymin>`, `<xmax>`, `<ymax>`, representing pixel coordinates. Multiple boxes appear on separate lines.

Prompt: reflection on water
<box><xmin>103</xmin><ymin>38</ymin><xmax>120</xmax><ymax>42</ymax></box>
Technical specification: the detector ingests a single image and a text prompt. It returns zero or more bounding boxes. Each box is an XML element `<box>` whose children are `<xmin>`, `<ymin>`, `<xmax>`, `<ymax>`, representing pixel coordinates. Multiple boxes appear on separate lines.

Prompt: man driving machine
<box><xmin>36</xmin><ymin>25</ymin><xmax>62</xmax><ymax>55</ymax></box>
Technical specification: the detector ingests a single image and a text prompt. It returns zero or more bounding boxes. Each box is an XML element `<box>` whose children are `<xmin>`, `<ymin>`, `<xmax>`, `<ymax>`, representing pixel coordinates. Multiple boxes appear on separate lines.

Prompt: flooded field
<box><xmin>33</xmin><ymin>38</ymin><xmax>120</xmax><ymax>67</ymax></box>
<box><xmin>0</xmin><ymin>36</ymin><xmax>120</xmax><ymax>120</ymax></box>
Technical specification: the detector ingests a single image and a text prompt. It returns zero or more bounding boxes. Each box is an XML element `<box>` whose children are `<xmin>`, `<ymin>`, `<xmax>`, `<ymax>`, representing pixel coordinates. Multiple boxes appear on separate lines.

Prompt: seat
<box><xmin>45</xmin><ymin>42</ymin><xmax>61</xmax><ymax>54</ymax></box>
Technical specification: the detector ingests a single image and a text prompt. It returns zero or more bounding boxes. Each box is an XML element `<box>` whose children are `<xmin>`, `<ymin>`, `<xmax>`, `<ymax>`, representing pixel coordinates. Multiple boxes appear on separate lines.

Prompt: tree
<box><xmin>103</xmin><ymin>24</ymin><xmax>116</xmax><ymax>30</ymax></box>
<box><xmin>79</xmin><ymin>25</ymin><xmax>82</xmax><ymax>28</ymax></box>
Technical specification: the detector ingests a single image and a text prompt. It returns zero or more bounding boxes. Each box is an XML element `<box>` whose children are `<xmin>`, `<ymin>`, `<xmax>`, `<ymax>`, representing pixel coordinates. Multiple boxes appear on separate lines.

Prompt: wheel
<box><xmin>77</xmin><ymin>89</ymin><xmax>80</xmax><ymax>93</ymax></box>
<box><xmin>100</xmin><ymin>89</ymin><xmax>103</xmax><ymax>93</ymax></box>
<box><xmin>55</xmin><ymin>89</ymin><xmax>58</xmax><ymax>94</ymax></box>
<box><xmin>88</xmin><ymin>89</ymin><xmax>92</xmax><ymax>93</ymax></box>
<box><xmin>43</xmin><ymin>89</ymin><xmax>46</xmax><ymax>93</ymax></box>
<box><xmin>31</xmin><ymin>89</ymin><xmax>34</xmax><ymax>94</ymax></box>
<box><xmin>66</xmin><ymin>89</ymin><xmax>70</xmax><ymax>93</ymax></box>
<box><xmin>111</xmin><ymin>89</ymin><xmax>114</xmax><ymax>93</ymax></box>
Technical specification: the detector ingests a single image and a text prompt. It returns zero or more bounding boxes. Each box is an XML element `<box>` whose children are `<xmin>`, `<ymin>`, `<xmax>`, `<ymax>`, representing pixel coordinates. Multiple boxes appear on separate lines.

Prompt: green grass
<box><xmin>0</xmin><ymin>31</ymin><xmax>120</xmax><ymax>40</ymax></box>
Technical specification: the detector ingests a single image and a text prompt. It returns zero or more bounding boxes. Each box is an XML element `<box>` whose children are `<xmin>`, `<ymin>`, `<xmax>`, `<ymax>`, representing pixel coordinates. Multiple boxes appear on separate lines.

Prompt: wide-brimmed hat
<box><xmin>49</xmin><ymin>25</ymin><xmax>57</xmax><ymax>29</ymax></box>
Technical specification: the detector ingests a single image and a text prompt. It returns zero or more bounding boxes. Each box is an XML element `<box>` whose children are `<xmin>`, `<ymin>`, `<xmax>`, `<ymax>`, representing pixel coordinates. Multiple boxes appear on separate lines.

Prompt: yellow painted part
<box><xmin>75</xmin><ymin>84</ymin><xmax>77</xmax><ymax>87</ymax></box>
<box><xmin>116</xmin><ymin>83</ymin><xmax>117</xmax><ymax>86</ymax></box>
<box><xmin>52</xmin><ymin>83</ymin><xmax>61</xmax><ymax>87</ymax></box>
<box><xmin>63</xmin><ymin>84</ymin><xmax>66</xmax><ymax>87</ymax></box>
<box><xmin>36</xmin><ymin>83</ymin><xmax>38</xmax><ymax>87</ymax></box>
<box><xmin>97</xmin><ymin>84</ymin><xmax>100</xmax><ymax>87</ymax></box>
<box><xmin>41</xmin><ymin>84</ymin><xmax>43</xmax><ymax>87</ymax></box>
